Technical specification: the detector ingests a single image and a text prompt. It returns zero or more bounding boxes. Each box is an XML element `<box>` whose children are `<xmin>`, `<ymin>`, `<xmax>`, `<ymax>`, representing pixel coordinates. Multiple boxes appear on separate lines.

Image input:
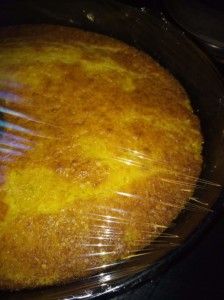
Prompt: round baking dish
<box><xmin>0</xmin><ymin>0</ymin><xmax>224</xmax><ymax>299</ymax></box>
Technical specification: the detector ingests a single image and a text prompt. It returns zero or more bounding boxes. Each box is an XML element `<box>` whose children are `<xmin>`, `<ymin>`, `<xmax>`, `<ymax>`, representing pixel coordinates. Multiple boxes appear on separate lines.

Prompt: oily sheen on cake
<box><xmin>0</xmin><ymin>25</ymin><xmax>202</xmax><ymax>289</ymax></box>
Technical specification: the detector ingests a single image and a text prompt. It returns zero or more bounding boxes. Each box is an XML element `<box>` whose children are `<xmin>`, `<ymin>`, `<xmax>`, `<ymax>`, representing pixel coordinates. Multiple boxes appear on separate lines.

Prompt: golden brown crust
<box><xmin>0</xmin><ymin>25</ymin><xmax>202</xmax><ymax>289</ymax></box>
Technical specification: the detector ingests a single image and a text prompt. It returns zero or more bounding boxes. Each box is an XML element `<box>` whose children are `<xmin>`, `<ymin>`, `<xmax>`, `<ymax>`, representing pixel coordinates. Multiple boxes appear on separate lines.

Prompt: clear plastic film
<box><xmin>0</xmin><ymin>1</ymin><xmax>224</xmax><ymax>299</ymax></box>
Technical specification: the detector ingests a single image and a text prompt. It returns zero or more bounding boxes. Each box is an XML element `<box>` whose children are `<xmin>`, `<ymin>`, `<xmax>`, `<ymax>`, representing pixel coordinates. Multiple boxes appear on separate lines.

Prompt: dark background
<box><xmin>113</xmin><ymin>215</ymin><xmax>224</xmax><ymax>300</ymax></box>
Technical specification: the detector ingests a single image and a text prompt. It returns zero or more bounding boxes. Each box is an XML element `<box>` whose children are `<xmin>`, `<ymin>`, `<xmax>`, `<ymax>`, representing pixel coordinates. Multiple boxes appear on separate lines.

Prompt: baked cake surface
<box><xmin>0</xmin><ymin>25</ymin><xmax>202</xmax><ymax>289</ymax></box>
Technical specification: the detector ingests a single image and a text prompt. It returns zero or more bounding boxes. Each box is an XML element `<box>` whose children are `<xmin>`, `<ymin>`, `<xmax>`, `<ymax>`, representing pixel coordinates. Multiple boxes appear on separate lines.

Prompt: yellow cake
<box><xmin>0</xmin><ymin>25</ymin><xmax>202</xmax><ymax>289</ymax></box>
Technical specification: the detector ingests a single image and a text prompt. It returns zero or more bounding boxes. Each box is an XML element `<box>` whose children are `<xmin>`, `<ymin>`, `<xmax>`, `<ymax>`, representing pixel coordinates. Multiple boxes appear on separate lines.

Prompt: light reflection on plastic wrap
<box><xmin>0</xmin><ymin>81</ymin><xmax>221</xmax><ymax>208</ymax></box>
<box><xmin>0</xmin><ymin>90</ymin><xmax>23</xmax><ymax>103</ymax></box>
<box><xmin>0</xmin><ymin>89</ymin><xmax>221</xmax><ymax>241</ymax></box>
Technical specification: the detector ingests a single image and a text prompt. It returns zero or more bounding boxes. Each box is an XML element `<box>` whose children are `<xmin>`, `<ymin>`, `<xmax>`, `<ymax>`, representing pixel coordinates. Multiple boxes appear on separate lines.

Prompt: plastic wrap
<box><xmin>0</xmin><ymin>1</ymin><xmax>224</xmax><ymax>299</ymax></box>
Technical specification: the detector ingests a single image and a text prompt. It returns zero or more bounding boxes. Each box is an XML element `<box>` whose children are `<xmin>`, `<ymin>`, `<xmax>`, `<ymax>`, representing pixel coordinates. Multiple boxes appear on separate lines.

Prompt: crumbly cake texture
<box><xmin>0</xmin><ymin>25</ymin><xmax>202</xmax><ymax>289</ymax></box>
